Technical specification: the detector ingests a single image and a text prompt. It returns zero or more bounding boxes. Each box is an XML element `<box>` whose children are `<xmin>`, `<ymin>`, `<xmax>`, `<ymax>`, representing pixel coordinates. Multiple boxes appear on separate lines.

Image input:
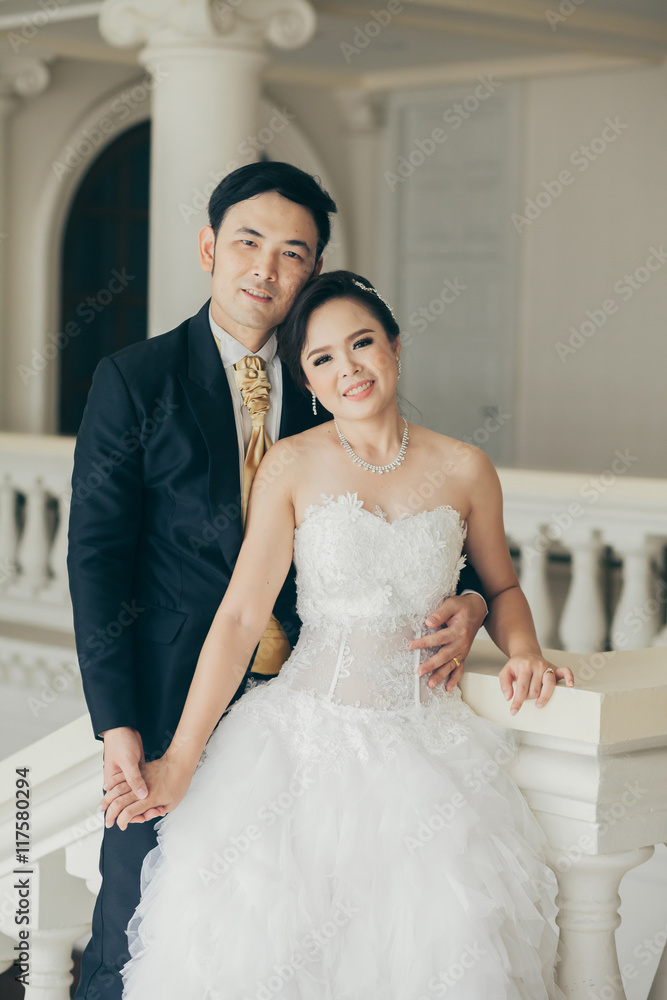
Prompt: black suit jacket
<box><xmin>67</xmin><ymin>300</ymin><xmax>484</xmax><ymax>758</ymax></box>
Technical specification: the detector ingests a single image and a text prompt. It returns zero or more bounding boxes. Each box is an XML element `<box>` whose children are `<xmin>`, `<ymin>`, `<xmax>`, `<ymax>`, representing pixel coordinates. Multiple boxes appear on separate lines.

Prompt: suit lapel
<box><xmin>178</xmin><ymin>300</ymin><xmax>244</xmax><ymax>573</ymax></box>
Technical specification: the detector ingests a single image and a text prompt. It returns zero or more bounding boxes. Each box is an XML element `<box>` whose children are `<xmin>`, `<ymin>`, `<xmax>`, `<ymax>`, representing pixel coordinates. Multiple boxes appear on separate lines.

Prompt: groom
<box><xmin>67</xmin><ymin>161</ymin><xmax>488</xmax><ymax>999</ymax></box>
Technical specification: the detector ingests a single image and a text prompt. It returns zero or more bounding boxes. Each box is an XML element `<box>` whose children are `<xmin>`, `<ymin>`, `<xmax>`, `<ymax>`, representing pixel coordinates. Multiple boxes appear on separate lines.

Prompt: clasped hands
<box><xmin>98</xmin><ymin>727</ymin><xmax>194</xmax><ymax>832</ymax></box>
<box><xmin>100</xmin><ymin>593</ymin><xmax>573</xmax><ymax>830</ymax></box>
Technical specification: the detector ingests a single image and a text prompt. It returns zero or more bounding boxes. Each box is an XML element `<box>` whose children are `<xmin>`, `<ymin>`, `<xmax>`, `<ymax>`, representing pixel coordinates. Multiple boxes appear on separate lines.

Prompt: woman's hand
<box><xmin>99</xmin><ymin>754</ymin><xmax>194</xmax><ymax>831</ymax></box>
<box><xmin>498</xmin><ymin>654</ymin><xmax>574</xmax><ymax>714</ymax></box>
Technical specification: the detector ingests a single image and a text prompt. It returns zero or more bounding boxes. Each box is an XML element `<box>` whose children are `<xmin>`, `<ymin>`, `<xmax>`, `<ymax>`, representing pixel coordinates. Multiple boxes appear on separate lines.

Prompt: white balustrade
<box><xmin>501</xmin><ymin>468</ymin><xmax>667</xmax><ymax>653</ymax></box>
<box><xmin>2</xmin><ymin>435</ymin><xmax>666</xmax><ymax>650</ymax></box>
<box><xmin>0</xmin><ymin>433</ymin><xmax>74</xmax><ymax>631</ymax></box>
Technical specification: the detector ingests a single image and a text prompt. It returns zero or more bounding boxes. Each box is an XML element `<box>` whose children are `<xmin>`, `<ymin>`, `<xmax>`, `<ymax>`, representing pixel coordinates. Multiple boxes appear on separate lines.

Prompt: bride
<box><xmin>102</xmin><ymin>270</ymin><xmax>573</xmax><ymax>999</ymax></box>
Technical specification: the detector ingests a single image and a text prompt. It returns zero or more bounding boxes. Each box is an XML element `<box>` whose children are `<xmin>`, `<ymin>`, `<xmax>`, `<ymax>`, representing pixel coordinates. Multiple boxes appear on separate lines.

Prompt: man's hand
<box><xmin>100</xmin><ymin>727</ymin><xmax>148</xmax><ymax>804</ymax></box>
<box><xmin>409</xmin><ymin>592</ymin><xmax>487</xmax><ymax>692</ymax></box>
<box><xmin>99</xmin><ymin>755</ymin><xmax>193</xmax><ymax>831</ymax></box>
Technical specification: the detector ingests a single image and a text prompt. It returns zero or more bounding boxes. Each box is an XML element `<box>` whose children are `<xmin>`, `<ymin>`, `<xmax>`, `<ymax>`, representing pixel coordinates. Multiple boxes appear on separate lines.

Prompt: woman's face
<box><xmin>301</xmin><ymin>297</ymin><xmax>400</xmax><ymax>418</ymax></box>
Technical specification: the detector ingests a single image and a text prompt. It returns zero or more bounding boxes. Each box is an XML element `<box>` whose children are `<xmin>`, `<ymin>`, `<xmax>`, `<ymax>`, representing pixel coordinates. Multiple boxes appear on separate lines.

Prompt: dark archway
<box><xmin>58</xmin><ymin>121</ymin><xmax>150</xmax><ymax>435</ymax></box>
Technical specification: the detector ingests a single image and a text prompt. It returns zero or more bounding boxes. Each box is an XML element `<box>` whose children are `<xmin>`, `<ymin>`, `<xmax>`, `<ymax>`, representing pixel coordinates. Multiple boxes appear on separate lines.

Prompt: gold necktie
<box><xmin>232</xmin><ymin>355</ymin><xmax>292</xmax><ymax>676</ymax></box>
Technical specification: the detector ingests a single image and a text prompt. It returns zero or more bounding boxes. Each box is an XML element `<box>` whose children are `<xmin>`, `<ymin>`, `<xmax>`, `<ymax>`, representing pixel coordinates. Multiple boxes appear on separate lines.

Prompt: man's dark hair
<box><xmin>278</xmin><ymin>270</ymin><xmax>400</xmax><ymax>394</ymax></box>
<box><xmin>207</xmin><ymin>161</ymin><xmax>337</xmax><ymax>261</ymax></box>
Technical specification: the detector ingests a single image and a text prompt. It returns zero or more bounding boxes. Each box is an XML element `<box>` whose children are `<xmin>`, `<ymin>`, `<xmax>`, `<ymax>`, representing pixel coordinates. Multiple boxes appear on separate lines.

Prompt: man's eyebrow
<box><xmin>235</xmin><ymin>227</ymin><xmax>312</xmax><ymax>254</ymax></box>
<box><xmin>306</xmin><ymin>328</ymin><xmax>373</xmax><ymax>360</ymax></box>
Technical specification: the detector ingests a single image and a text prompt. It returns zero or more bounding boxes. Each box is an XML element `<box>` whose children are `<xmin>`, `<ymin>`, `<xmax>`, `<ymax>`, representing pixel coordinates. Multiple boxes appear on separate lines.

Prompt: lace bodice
<box><xmin>274</xmin><ymin>491</ymin><xmax>468</xmax><ymax>713</ymax></box>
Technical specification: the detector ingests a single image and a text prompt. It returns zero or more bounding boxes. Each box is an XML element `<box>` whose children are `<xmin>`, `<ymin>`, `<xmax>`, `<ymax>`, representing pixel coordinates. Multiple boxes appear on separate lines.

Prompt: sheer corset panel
<box><xmin>281</xmin><ymin>620</ymin><xmax>456</xmax><ymax>711</ymax></box>
<box><xmin>275</xmin><ymin>492</ymin><xmax>468</xmax><ymax>712</ymax></box>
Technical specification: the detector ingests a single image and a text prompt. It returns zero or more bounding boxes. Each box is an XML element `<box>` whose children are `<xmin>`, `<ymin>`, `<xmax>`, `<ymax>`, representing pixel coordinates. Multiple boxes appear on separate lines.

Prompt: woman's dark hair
<box><xmin>207</xmin><ymin>161</ymin><xmax>337</xmax><ymax>260</ymax></box>
<box><xmin>278</xmin><ymin>270</ymin><xmax>400</xmax><ymax>394</ymax></box>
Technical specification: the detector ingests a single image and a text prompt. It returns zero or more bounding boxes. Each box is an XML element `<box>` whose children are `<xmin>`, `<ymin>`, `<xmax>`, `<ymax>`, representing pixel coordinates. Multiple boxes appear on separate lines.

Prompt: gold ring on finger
<box><xmin>452</xmin><ymin>656</ymin><xmax>460</xmax><ymax>667</ymax></box>
<box><xmin>543</xmin><ymin>667</ymin><xmax>555</xmax><ymax>678</ymax></box>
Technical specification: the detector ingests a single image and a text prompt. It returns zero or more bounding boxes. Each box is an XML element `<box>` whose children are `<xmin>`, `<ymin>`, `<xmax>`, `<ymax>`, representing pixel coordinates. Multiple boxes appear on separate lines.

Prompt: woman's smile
<box><xmin>343</xmin><ymin>379</ymin><xmax>375</xmax><ymax>399</ymax></box>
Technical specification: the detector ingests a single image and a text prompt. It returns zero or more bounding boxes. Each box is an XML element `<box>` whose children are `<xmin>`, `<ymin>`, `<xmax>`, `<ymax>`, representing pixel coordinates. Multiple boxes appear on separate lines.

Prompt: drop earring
<box><xmin>311</xmin><ymin>392</ymin><xmax>318</xmax><ymax>415</ymax></box>
<box><xmin>397</xmin><ymin>356</ymin><xmax>402</xmax><ymax>378</ymax></box>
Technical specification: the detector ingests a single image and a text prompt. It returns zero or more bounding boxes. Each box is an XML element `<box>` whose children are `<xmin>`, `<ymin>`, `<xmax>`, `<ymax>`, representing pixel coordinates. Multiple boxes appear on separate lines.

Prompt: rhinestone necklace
<box><xmin>334</xmin><ymin>417</ymin><xmax>409</xmax><ymax>474</ymax></box>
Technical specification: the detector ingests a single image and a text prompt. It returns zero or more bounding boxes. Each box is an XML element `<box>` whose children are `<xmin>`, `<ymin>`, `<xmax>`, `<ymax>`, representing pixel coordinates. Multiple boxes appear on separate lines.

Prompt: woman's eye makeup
<box><xmin>312</xmin><ymin>337</ymin><xmax>373</xmax><ymax>367</ymax></box>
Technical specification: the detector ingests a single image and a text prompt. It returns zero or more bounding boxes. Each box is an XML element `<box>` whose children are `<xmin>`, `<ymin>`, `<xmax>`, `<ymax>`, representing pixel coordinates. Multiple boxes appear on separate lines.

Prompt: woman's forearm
<box><xmin>483</xmin><ymin>584</ymin><xmax>542</xmax><ymax>660</ymax></box>
<box><xmin>165</xmin><ymin>609</ymin><xmax>266</xmax><ymax>773</ymax></box>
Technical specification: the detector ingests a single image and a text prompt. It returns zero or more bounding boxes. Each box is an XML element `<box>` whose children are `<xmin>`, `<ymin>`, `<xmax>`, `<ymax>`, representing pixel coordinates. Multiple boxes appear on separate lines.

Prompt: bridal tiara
<box><xmin>350</xmin><ymin>279</ymin><xmax>396</xmax><ymax>321</ymax></box>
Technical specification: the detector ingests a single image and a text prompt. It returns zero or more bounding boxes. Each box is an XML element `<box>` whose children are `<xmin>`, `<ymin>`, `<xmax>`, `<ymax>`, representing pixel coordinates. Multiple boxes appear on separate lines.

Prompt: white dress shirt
<box><xmin>209</xmin><ymin>305</ymin><xmax>283</xmax><ymax>487</ymax></box>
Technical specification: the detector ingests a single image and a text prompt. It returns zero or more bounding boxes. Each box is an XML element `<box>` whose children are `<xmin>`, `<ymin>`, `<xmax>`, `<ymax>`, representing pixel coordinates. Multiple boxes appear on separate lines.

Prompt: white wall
<box><xmin>516</xmin><ymin>62</ymin><xmax>667</xmax><ymax>478</ymax></box>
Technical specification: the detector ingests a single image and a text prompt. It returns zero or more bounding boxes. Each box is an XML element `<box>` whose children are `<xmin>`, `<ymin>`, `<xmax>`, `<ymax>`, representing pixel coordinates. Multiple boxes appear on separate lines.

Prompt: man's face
<box><xmin>199</xmin><ymin>190</ymin><xmax>323</xmax><ymax>341</ymax></box>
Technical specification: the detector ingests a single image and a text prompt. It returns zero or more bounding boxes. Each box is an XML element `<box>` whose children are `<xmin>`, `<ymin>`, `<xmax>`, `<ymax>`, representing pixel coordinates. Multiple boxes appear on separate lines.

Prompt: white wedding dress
<box><xmin>121</xmin><ymin>491</ymin><xmax>565</xmax><ymax>1000</ymax></box>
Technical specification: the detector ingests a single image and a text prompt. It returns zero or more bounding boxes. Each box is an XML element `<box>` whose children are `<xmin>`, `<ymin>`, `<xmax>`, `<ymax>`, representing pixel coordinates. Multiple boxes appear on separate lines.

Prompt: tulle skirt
<box><xmin>120</xmin><ymin>681</ymin><xmax>565</xmax><ymax>1000</ymax></box>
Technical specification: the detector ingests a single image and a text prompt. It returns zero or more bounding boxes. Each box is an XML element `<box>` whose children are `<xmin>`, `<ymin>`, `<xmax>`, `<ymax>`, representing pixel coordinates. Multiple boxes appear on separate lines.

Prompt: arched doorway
<box><xmin>58</xmin><ymin>121</ymin><xmax>150</xmax><ymax>435</ymax></box>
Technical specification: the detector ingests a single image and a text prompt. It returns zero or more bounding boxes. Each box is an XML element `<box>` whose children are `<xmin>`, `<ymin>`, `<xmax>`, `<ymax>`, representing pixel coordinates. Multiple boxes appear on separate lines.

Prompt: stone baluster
<box><xmin>608</xmin><ymin>532</ymin><xmax>661</xmax><ymax>650</ymax></box>
<box><xmin>13</xmin><ymin>477</ymin><xmax>50</xmax><ymax>596</ymax></box>
<box><xmin>558</xmin><ymin>527</ymin><xmax>607</xmax><ymax>652</ymax></box>
<box><xmin>99</xmin><ymin>0</ymin><xmax>317</xmax><ymax>337</ymax></box>
<box><xmin>549</xmin><ymin>846</ymin><xmax>655</xmax><ymax>999</ymax></box>
<box><xmin>43</xmin><ymin>484</ymin><xmax>71</xmax><ymax>604</ymax></box>
<box><xmin>0</xmin><ymin>474</ymin><xmax>18</xmax><ymax>590</ymax></box>
<box><xmin>512</xmin><ymin>525</ymin><xmax>556</xmax><ymax>647</ymax></box>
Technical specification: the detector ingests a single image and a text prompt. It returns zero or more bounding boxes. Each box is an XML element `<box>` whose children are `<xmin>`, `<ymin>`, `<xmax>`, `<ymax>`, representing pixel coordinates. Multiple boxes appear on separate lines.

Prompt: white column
<box><xmin>335</xmin><ymin>89</ymin><xmax>384</xmax><ymax>281</ymax></box>
<box><xmin>0</xmin><ymin>57</ymin><xmax>50</xmax><ymax>428</ymax></box>
<box><xmin>99</xmin><ymin>0</ymin><xmax>316</xmax><ymax>337</ymax></box>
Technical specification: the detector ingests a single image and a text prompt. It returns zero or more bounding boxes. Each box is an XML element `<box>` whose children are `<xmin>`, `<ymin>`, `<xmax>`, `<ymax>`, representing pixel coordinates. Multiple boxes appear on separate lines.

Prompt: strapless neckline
<box><xmin>295</xmin><ymin>490</ymin><xmax>465</xmax><ymax>533</ymax></box>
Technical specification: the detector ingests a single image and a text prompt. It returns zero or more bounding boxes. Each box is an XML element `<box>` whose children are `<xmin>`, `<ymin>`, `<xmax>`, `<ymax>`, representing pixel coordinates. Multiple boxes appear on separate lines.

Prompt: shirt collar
<box><xmin>208</xmin><ymin>303</ymin><xmax>278</xmax><ymax>368</ymax></box>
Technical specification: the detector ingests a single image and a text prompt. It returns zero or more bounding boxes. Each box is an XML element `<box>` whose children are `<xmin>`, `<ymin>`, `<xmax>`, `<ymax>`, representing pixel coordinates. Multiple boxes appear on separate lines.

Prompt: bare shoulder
<box><xmin>255</xmin><ymin>423</ymin><xmax>332</xmax><ymax>492</ymax></box>
<box><xmin>409</xmin><ymin>424</ymin><xmax>493</xmax><ymax>481</ymax></box>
